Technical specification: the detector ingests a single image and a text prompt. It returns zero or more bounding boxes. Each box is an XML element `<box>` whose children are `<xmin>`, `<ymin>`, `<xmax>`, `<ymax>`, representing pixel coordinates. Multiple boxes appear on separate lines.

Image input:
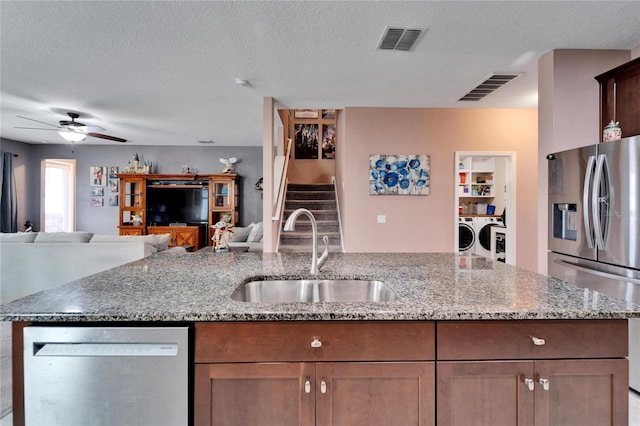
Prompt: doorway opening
<box><xmin>454</xmin><ymin>151</ymin><xmax>516</xmax><ymax>265</ymax></box>
<box><xmin>41</xmin><ymin>159</ymin><xmax>76</xmax><ymax>232</ymax></box>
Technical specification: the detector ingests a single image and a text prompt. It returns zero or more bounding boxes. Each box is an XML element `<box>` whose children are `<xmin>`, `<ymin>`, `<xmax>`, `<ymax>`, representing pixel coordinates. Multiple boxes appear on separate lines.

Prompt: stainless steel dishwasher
<box><xmin>24</xmin><ymin>326</ymin><xmax>189</xmax><ymax>426</ymax></box>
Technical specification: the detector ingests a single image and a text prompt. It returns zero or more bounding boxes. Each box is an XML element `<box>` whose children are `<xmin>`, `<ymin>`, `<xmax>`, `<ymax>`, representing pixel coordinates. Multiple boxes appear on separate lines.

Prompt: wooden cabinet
<box><xmin>596</xmin><ymin>57</ymin><xmax>640</xmax><ymax>139</ymax></box>
<box><xmin>194</xmin><ymin>321</ymin><xmax>436</xmax><ymax>426</ymax></box>
<box><xmin>147</xmin><ymin>225</ymin><xmax>203</xmax><ymax>250</ymax></box>
<box><xmin>116</xmin><ymin>174</ymin><xmax>239</xmax><ymax>248</ymax></box>
<box><xmin>208</xmin><ymin>175</ymin><xmax>239</xmax><ymax>229</ymax></box>
<box><xmin>436</xmin><ymin>320</ymin><xmax>629</xmax><ymax>426</ymax></box>
<box><xmin>117</xmin><ymin>175</ymin><xmax>146</xmax><ymax>235</ymax></box>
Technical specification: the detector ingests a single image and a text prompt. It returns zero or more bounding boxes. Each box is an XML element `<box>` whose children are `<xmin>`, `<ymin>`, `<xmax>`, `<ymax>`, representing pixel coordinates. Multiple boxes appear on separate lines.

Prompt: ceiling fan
<box><xmin>15</xmin><ymin>112</ymin><xmax>127</xmax><ymax>143</ymax></box>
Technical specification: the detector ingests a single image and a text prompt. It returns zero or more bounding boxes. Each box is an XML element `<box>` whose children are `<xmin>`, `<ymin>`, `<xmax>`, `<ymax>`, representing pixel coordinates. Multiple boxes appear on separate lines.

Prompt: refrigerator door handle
<box><xmin>583</xmin><ymin>155</ymin><xmax>596</xmax><ymax>248</ymax></box>
<box><xmin>592</xmin><ymin>154</ymin><xmax>609</xmax><ymax>249</ymax></box>
<box><xmin>556</xmin><ymin>259</ymin><xmax>640</xmax><ymax>285</ymax></box>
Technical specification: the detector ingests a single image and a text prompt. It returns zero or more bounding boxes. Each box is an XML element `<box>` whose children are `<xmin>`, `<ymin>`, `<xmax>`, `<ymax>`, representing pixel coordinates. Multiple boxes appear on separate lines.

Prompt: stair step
<box><xmin>278</xmin><ymin>244</ymin><xmax>342</xmax><ymax>253</ymax></box>
<box><xmin>286</xmin><ymin>191</ymin><xmax>336</xmax><ymax>200</ymax></box>
<box><xmin>280</xmin><ymin>231</ymin><xmax>341</xmax><ymax>241</ymax></box>
<box><xmin>284</xmin><ymin>210</ymin><xmax>338</xmax><ymax>221</ymax></box>
<box><xmin>285</xmin><ymin>222</ymin><xmax>339</xmax><ymax>233</ymax></box>
<box><xmin>287</xmin><ymin>184</ymin><xmax>334</xmax><ymax>192</ymax></box>
<box><xmin>285</xmin><ymin>199</ymin><xmax>337</xmax><ymax>210</ymax></box>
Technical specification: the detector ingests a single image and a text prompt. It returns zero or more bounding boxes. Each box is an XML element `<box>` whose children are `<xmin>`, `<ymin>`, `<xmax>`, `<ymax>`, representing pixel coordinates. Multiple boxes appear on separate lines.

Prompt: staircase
<box><xmin>279</xmin><ymin>183</ymin><xmax>342</xmax><ymax>253</ymax></box>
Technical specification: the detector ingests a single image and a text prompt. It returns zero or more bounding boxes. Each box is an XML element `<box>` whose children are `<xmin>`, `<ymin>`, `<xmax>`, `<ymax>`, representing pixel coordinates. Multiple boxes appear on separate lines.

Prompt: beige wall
<box><xmin>337</xmin><ymin>107</ymin><xmax>538</xmax><ymax>272</ymax></box>
<box><xmin>536</xmin><ymin>49</ymin><xmax>631</xmax><ymax>273</ymax></box>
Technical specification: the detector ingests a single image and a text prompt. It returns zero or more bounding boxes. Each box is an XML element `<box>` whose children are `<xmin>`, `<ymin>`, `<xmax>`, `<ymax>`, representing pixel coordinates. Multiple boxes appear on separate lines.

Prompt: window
<box><xmin>42</xmin><ymin>159</ymin><xmax>76</xmax><ymax>231</ymax></box>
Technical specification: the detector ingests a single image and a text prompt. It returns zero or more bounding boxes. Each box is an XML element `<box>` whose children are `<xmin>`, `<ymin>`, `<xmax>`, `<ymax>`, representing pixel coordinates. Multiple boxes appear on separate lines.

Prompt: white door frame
<box><xmin>454</xmin><ymin>151</ymin><xmax>516</xmax><ymax>265</ymax></box>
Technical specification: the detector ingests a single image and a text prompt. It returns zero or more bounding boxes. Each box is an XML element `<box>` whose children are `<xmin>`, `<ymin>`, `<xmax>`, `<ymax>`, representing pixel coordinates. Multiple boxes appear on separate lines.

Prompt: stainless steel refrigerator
<box><xmin>547</xmin><ymin>135</ymin><xmax>640</xmax><ymax>392</ymax></box>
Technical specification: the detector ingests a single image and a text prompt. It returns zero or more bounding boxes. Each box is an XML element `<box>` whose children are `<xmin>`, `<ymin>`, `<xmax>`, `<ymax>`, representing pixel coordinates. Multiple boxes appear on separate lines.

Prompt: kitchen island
<box><xmin>2</xmin><ymin>252</ymin><xmax>639</xmax><ymax>425</ymax></box>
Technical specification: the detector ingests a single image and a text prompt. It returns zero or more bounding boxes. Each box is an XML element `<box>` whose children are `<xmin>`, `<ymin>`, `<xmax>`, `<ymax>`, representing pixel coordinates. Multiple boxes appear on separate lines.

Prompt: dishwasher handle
<box><xmin>34</xmin><ymin>343</ymin><xmax>179</xmax><ymax>357</ymax></box>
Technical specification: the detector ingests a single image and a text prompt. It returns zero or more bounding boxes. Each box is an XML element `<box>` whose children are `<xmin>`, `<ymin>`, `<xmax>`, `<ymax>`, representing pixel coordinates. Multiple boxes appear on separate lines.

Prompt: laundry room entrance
<box><xmin>454</xmin><ymin>151</ymin><xmax>516</xmax><ymax>265</ymax></box>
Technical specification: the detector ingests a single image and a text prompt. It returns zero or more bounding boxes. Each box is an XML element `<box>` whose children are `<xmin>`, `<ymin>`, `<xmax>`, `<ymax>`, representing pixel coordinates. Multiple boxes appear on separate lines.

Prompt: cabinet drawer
<box><xmin>195</xmin><ymin>321</ymin><xmax>435</xmax><ymax>363</ymax></box>
<box><xmin>437</xmin><ymin>320</ymin><xmax>627</xmax><ymax>360</ymax></box>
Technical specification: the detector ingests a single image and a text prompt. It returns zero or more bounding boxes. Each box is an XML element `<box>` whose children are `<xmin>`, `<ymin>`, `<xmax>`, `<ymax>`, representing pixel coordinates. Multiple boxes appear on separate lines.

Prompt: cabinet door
<box><xmin>437</xmin><ymin>361</ymin><xmax>534</xmax><ymax>426</ymax></box>
<box><xmin>194</xmin><ymin>363</ymin><xmax>314</xmax><ymax>426</ymax></box>
<box><xmin>534</xmin><ymin>359</ymin><xmax>628</xmax><ymax>426</ymax></box>
<box><xmin>316</xmin><ymin>362</ymin><xmax>435</xmax><ymax>426</ymax></box>
<box><xmin>172</xmin><ymin>227</ymin><xmax>197</xmax><ymax>247</ymax></box>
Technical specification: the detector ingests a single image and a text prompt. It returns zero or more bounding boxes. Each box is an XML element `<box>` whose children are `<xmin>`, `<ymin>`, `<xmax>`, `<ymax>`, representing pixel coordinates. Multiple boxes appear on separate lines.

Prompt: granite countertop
<box><xmin>1</xmin><ymin>252</ymin><xmax>639</xmax><ymax>322</ymax></box>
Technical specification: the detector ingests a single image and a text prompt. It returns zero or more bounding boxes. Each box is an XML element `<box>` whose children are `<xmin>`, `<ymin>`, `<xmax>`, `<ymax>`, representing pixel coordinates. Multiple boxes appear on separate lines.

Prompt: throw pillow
<box><xmin>231</xmin><ymin>226</ymin><xmax>251</xmax><ymax>242</ymax></box>
<box><xmin>35</xmin><ymin>231</ymin><xmax>93</xmax><ymax>243</ymax></box>
<box><xmin>247</xmin><ymin>222</ymin><xmax>263</xmax><ymax>243</ymax></box>
<box><xmin>0</xmin><ymin>232</ymin><xmax>38</xmax><ymax>243</ymax></box>
<box><xmin>153</xmin><ymin>234</ymin><xmax>171</xmax><ymax>252</ymax></box>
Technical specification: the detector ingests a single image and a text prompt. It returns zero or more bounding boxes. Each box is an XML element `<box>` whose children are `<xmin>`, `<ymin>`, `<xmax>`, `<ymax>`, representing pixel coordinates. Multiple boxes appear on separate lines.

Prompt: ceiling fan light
<box><xmin>58</xmin><ymin>130</ymin><xmax>86</xmax><ymax>142</ymax></box>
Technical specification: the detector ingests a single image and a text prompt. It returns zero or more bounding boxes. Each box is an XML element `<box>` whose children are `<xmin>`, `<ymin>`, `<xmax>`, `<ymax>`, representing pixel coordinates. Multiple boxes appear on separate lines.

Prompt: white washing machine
<box><xmin>473</xmin><ymin>216</ymin><xmax>503</xmax><ymax>257</ymax></box>
<box><xmin>458</xmin><ymin>217</ymin><xmax>476</xmax><ymax>253</ymax></box>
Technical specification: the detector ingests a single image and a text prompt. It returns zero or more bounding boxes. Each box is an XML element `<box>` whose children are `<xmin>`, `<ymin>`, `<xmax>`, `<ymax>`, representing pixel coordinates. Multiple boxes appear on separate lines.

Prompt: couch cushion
<box><xmin>247</xmin><ymin>222</ymin><xmax>263</xmax><ymax>243</ymax></box>
<box><xmin>90</xmin><ymin>234</ymin><xmax>170</xmax><ymax>252</ymax></box>
<box><xmin>0</xmin><ymin>232</ymin><xmax>38</xmax><ymax>243</ymax></box>
<box><xmin>34</xmin><ymin>231</ymin><xmax>93</xmax><ymax>243</ymax></box>
<box><xmin>231</xmin><ymin>226</ymin><xmax>251</xmax><ymax>242</ymax></box>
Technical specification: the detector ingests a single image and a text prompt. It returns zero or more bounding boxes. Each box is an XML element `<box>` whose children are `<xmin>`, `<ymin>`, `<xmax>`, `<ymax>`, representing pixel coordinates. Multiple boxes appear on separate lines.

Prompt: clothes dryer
<box><xmin>458</xmin><ymin>217</ymin><xmax>476</xmax><ymax>253</ymax></box>
<box><xmin>473</xmin><ymin>216</ymin><xmax>503</xmax><ymax>257</ymax></box>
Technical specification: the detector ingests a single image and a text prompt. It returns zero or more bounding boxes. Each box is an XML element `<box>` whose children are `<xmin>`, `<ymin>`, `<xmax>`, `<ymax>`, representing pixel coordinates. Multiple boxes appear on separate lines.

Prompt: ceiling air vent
<box><xmin>377</xmin><ymin>26</ymin><xmax>426</xmax><ymax>52</ymax></box>
<box><xmin>459</xmin><ymin>73</ymin><xmax>522</xmax><ymax>101</ymax></box>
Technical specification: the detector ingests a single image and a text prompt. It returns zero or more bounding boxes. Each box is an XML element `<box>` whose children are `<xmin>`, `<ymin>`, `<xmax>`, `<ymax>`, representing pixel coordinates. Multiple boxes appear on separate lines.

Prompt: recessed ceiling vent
<box><xmin>377</xmin><ymin>26</ymin><xmax>426</xmax><ymax>51</ymax></box>
<box><xmin>459</xmin><ymin>73</ymin><xmax>522</xmax><ymax>101</ymax></box>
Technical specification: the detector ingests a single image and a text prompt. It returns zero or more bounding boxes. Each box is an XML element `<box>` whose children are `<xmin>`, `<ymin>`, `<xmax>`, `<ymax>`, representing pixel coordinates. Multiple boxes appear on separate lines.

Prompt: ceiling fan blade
<box><xmin>88</xmin><ymin>132</ymin><xmax>127</xmax><ymax>143</ymax></box>
<box><xmin>13</xmin><ymin>126</ymin><xmax>57</xmax><ymax>131</ymax></box>
<box><xmin>17</xmin><ymin>115</ymin><xmax>60</xmax><ymax>128</ymax></box>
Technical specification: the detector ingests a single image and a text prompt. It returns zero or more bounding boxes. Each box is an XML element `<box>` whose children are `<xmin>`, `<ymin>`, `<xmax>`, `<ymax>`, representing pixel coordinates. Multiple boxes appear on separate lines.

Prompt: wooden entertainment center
<box><xmin>117</xmin><ymin>173</ymin><xmax>238</xmax><ymax>250</ymax></box>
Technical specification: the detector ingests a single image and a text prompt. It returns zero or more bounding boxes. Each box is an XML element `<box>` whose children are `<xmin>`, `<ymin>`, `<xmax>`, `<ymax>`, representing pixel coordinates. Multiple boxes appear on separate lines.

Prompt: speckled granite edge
<box><xmin>2</xmin><ymin>252</ymin><xmax>640</xmax><ymax>322</ymax></box>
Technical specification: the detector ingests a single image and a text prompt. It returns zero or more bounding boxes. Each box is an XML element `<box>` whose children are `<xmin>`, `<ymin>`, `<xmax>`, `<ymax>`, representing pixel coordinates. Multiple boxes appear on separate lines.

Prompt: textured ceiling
<box><xmin>1</xmin><ymin>1</ymin><xmax>639</xmax><ymax>147</ymax></box>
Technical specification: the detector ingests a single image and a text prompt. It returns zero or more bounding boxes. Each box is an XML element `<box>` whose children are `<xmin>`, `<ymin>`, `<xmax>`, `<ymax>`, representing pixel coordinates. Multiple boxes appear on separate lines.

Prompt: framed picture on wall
<box><xmin>294</xmin><ymin>123</ymin><xmax>319</xmax><ymax>159</ymax></box>
<box><xmin>90</xmin><ymin>197</ymin><xmax>104</xmax><ymax>207</ymax></box>
<box><xmin>108</xmin><ymin>166</ymin><xmax>119</xmax><ymax>179</ymax></box>
<box><xmin>294</xmin><ymin>109</ymin><xmax>319</xmax><ymax>119</ymax></box>
<box><xmin>90</xmin><ymin>187</ymin><xmax>104</xmax><ymax>196</ymax></box>
<box><xmin>90</xmin><ymin>166</ymin><xmax>106</xmax><ymax>186</ymax></box>
<box><xmin>108</xmin><ymin>179</ymin><xmax>119</xmax><ymax>193</ymax></box>
<box><xmin>322</xmin><ymin>124</ymin><xmax>336</xmax><ymax>159</ymax></box>
<box><xmin>369</xmin><ymin>154</ymin><xmax>431</xmax><ymax>196</ymax></box>
<box><xmin>108</xmin><ymin>195</ymin><xmax>119</xmax><ymax>206</ymax></box>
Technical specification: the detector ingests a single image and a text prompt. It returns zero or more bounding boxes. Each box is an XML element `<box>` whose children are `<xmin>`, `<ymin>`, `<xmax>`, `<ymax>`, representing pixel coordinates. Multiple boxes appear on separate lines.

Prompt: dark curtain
<box><xmin>0</xmin><ymin>151</ymin><xmax>18</xmax><ymax>232</ymax></box>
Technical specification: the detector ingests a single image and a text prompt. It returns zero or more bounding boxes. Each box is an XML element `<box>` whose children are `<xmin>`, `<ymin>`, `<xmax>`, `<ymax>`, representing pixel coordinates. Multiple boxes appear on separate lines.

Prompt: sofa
<box><xmin>228</xmin><ymin>222</ymin><xmax>263</xmax><ymax>252</ymax></box>
<box><xmin>0</xmin><ymin>231</ymin><xmax>187</xmax><ymax>418</ymax></box>
<box><xmin>0</xmin><ymin>231</ymin><xmax>185</xmax><ymax>304</ymax></box>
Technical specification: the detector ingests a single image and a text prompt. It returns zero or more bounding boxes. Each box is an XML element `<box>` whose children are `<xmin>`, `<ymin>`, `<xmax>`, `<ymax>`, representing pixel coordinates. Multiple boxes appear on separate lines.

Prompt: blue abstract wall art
<box><xmin>369</xmin><ymin>154</ymin><xmax>430</xmax><ymax>195</ymax></box>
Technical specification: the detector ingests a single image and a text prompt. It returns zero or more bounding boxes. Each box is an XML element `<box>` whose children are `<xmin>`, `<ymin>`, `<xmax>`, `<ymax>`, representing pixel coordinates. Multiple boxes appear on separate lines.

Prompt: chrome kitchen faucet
<box><xmin>283</xmin><ymin>208</ymin><xmax>329</xmax><ymax>274</ymax></box>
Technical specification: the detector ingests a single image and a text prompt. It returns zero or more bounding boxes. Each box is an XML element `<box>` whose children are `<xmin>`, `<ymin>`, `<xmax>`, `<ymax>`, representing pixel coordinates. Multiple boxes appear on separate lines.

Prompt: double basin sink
<box><xmin>232</xmin><ymin>279</ymin><xmax>398</xmax><ymax>303</ymax></box>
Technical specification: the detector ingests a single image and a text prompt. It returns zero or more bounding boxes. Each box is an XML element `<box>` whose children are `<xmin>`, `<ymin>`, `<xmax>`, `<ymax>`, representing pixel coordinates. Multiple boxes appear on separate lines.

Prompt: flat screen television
<box><xmin>146</xmin><ymin>184</ymin><xmax>209</xmax><ymax>225</ymax></box>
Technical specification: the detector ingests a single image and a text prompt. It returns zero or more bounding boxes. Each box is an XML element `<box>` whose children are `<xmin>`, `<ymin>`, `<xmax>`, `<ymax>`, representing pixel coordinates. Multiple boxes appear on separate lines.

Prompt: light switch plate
<box><xmin>377</xmin><ymin>215</ymin><xmax>386</xmax><ymax>224</ymax></box>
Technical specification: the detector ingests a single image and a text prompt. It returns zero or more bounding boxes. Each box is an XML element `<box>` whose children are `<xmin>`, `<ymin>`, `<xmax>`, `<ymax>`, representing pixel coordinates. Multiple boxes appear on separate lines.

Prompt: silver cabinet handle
<box><xmin>311</xmin><ymin>338</ymin><xmax>322</xmax><ymax>348</ymax></box>
<box><xmin>320</xmin><ymin>380</ymin><xmax>327</xmax><ymax>394</ymax></box>
<box><xmin>304</xmin><ymin>379</ymin><xmax>311</xmax><ymax>394</ymax></box>
<box><xmin>531</xmin><ymin>336</ymin><xmax>546</xmax><ymax>346</ymax></box>
<box><xmin>539</xmin><ymin>378</ymin><xmax>550</xmax><ymax>391</ymax></box>
<box><xmin>524</xmin><ymin>378</ymin><xmax>535</xmax><ymax>391</ymax></box>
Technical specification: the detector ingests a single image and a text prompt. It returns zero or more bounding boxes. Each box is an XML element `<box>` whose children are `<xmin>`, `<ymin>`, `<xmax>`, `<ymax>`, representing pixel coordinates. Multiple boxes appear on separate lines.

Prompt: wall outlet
<box><xmin>377</xmin><ymin>215</ymin><xmax>386</xmax><ymax>224</ymax></box>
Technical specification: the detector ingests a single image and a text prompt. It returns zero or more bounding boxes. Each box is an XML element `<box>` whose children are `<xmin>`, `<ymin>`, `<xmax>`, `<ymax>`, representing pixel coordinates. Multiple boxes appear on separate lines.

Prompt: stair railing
<box><xmin>273</xmin><ymin>138</ymin><xmax>292</xmax><ymax>251</ymax></box>
<box><xmin>331</xmin><ymin>176</ymin><xmax>345</xmax><ymax>253</ymax></box>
